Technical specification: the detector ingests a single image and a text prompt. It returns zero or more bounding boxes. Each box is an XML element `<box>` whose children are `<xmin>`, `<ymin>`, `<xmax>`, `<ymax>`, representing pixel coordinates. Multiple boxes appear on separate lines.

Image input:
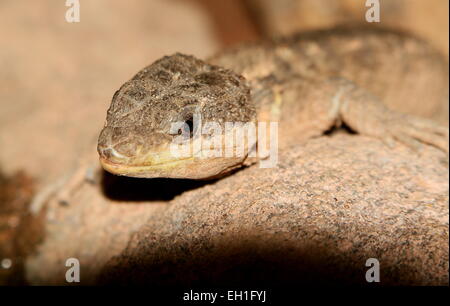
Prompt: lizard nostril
<box><xmin>113</xmin><ymin>141</ymin><xmax>139</xmax><ymax>157</ymax></box>
<box><xmin>97</xmin><ymin>145</ymin><xmax>115</xmax><ymax>160</ymax></box>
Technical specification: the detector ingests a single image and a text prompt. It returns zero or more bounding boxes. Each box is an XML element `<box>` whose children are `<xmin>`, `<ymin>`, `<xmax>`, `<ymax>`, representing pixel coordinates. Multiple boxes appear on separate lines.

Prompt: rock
<box><xmin>26</xmin><ymin>134</ymin><xmax>449</xmax><ymax>285</ymax></box>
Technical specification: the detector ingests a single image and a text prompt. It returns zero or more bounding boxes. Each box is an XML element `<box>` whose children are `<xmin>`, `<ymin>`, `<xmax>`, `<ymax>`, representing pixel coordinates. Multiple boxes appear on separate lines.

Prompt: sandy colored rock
<box><xmin>26</xmin><ymin>134</ymin><xmax>449</xmax><ymax>285</ymax></box>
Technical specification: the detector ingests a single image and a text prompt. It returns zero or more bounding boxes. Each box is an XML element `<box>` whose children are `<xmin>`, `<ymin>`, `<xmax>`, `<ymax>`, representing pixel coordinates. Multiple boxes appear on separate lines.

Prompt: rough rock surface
<box><xmin>26</xmin><ymin>134</ymin><xmax>449</xmax><ymax>285</ymax></box>
<box><xmin>1</xmin><ymin>0</ymin><xmax>448</xmax><ymax>286</ymax></box>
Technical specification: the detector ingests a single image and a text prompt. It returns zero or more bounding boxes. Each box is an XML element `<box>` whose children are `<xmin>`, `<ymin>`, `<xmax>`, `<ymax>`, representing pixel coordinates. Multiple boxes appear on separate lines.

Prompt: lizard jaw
<box><xmin>98</xmin><ymin>144</ymin><xmax>199</xmax><ymax>178</ymax></box>
<box><xmin>99</xmin><ymin>155</ymin><xmax>245</xmax><ymax>179</ymax></box>
<box><xmin>98</xmin><ymin>132</ymin><xmax>254</xmax><ymax>179</ymax></box>
<box><xmin>100</xmin><ymin>155</ymin><xmax>194</xmax><ymax>179</ymax></box>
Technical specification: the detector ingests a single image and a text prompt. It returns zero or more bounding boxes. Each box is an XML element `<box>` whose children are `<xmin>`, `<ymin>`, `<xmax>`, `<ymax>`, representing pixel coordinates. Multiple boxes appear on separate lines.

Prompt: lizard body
<box><xmin>98</xmin><ymin>27</ymin><xmax>449</xmax><ymax>179</ymax></box>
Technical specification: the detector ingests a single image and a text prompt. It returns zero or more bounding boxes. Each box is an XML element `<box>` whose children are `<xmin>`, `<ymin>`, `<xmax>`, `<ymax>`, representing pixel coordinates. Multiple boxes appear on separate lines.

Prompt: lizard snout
<box><xmin>97</xmin><ymin>139</ymin><xmax>139</xmax><ymax>163</ymax></box>
<box><xmin>98</xmin><ymin>125</ymin><xmax>175</xmax><ymax>166</ymax></box>
<box><xmin>97</xmin><ymin>126</ymin><xmax>144</xmax><ymax>163</ymax></box>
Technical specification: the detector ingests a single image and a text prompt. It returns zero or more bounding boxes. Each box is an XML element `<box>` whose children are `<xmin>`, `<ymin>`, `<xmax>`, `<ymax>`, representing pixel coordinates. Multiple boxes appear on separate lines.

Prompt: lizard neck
<box><xmin>251</xmin><ymin>80</ymin><xmax>283</xmax><ymax>124</ymax></box>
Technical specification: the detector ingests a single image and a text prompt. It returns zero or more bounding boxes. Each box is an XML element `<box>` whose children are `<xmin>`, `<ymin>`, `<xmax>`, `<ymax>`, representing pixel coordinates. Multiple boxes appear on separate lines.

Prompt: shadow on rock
<box><xmin>100</xmin><ymin>170</ymin><xmax>217</xmax><ymax>202</ymax></box>
<box><xmin>94</xmin><ymin>234</ymin><xmax>412</xmax><ymax>286</ymax></box>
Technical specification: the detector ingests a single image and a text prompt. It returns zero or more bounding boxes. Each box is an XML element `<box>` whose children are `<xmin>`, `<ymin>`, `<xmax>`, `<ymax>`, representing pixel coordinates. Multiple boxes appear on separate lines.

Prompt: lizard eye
<box><xmin>184</xmin><ymin>116</ymin><xmax>194</xmax><ymax>138</ymax></box>
<box><xmin>176</xmin><ymin>115</ymin><xmax>195</xmax><ymax>139</ymax></box>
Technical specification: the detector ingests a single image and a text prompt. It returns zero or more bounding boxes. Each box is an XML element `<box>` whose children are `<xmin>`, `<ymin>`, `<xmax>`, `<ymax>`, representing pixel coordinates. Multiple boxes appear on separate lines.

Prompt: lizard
<box><xmin>97</xmin><ymin>27</ymin><xmax>449</xmax><ymax>180</ymax></box>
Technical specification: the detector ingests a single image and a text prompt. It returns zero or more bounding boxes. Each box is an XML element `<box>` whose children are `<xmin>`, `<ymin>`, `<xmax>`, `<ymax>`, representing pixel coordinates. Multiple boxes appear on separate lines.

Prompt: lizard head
<box><xmin>98</xmin><ymin>53</ymin><xmax>256</xmax><ymax>179</ymax></box>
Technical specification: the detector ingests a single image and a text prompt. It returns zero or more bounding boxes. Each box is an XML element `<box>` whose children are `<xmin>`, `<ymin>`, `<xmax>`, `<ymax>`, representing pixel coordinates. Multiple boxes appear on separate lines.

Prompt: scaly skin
<box><xmin>98</xmin><ymin>27</ymin><xmax>449</xmax><ymax>179</ymax></box>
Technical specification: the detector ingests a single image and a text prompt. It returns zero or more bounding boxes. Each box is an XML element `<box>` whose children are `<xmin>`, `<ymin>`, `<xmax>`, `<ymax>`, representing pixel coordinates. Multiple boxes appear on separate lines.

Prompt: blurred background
<box><xmin>0</xmin><ymin>0</ymin><xmax>448</xmax><ymax>285</ymax></box>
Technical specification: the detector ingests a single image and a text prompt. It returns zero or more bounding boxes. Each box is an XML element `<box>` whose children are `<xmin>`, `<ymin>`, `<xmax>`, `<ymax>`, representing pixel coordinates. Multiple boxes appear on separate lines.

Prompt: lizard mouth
<box><xmin>98</xmin><ymin>143</ymin><xmax>247</xmax><ymax>179</ymax></box>
<box><xmin>99</xmin><ymin>154</ymin><xmax>244</xmax><ymax>179</ymax></box>
<box><xmin>98</xmin><ymin>143</ymin><xmax>197</xmax><ymax>178</ymax></box>
<box><xmin>99</xmin><ymin>155</ymin><xmax>196</xmax><ymax>178</ymax></box>
<box><xmin>98</xmin><ymin>131</ymin><xmax>254</xmax><ymax>179</ymax></box>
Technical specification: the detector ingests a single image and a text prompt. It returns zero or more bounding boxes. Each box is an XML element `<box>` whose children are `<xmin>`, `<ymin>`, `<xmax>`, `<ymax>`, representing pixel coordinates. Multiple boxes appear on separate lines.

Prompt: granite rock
<box><xmin>26</xmin><ymin>134</ymin><xmax>449</xmax><ymax>285</ymax></box>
